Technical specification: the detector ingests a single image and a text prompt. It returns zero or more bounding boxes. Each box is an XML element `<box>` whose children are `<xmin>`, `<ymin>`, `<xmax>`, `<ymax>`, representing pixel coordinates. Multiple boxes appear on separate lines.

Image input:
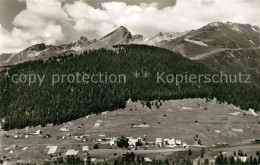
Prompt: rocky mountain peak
<box><xmin>117</xmin><ymin>26</ymin><xmax>128</xmax><ymax>32</ymax></box>
<box><xmin>25</xmin><ymin>43</ymin><xmax>47</xmax><ymax>52</ymax></box>
<box><xmin>103</xmin><ymin>26</ymin><xmax>131</xmax><ymax>38</ymax></box>
<box><xmin>91</xmin><ymin>26</ymin><xmax>133</xmax><ymax>49</ymax></box>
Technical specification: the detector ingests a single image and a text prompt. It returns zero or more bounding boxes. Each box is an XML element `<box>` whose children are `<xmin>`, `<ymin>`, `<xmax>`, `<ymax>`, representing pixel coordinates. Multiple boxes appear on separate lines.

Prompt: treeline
<box><xmin>42</xmin><ymin>152</ymin><xmax>193</xmax><ymax>165</ymax></box>
<box><xmin>215</xmin><ymin>151</ymin><xmax>260</xmax><ymax>165</ymax></box>
<box><xmin>0</xmin><ymin>45</ymin><xmax>260</xmax><ymax>130</ymax></box>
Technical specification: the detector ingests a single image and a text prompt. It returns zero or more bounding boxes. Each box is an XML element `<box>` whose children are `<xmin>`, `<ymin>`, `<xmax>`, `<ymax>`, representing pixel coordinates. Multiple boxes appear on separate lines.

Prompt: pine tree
<box><xmin>201</xmin><ymin>148</ymin><xmax>205</xmax><ymax>158</ymax></box>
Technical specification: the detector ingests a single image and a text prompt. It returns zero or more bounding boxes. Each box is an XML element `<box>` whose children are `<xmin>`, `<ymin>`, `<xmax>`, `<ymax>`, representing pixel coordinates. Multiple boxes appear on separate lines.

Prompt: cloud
<box><xmin>65</xmin><ymin>0</ymin><xmax>260</xmax><ymax>37</ymax></box>
<box><xmin>0</xmin><ymin>0</ymin><xmax>259</xmax><ymax>54</ymax></box>
<box><xmin>0</xmin><ymin>0</ymin><xmax>68</xmax><ymax>54</ymax></box>
<box><xmin>0</xmin><ymin>26</ymin><xmax>29</xmax><ymax>53</ymax></box>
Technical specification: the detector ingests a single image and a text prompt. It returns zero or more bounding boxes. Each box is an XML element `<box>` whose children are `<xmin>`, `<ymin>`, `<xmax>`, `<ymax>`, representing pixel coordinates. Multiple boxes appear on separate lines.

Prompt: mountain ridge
<box><xmin>1</xmin><ymin>22</ymin><xmax>259</xmax><ymax>68</ymax></box>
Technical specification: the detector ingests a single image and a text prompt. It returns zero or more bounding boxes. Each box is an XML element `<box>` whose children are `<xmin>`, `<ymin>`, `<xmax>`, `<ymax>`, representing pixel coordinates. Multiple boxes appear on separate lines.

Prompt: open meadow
<box><xmin>1</xmin><ymin>98</ymin><xmax>260</xmax><ymax>164</ymax></box>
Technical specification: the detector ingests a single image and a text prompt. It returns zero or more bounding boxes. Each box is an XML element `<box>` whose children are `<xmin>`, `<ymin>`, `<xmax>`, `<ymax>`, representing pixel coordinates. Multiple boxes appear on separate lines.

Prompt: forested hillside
<box><xmin>199</xmin><ymin>48</ymin><xmax>260</xmax><ymax>88</ymax></box>
<box><xmin>0</xmin><ymin>45</ymin><xmax>259</xmax><ymax>130</ymax></box>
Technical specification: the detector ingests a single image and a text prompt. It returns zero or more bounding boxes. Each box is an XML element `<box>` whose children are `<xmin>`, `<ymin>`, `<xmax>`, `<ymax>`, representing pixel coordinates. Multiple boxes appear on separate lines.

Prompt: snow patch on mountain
<box><xmin>207</xmin><ymin>22</ymin><xmax>223</xmax><ymax>27</ymax></box>
<box><xmin>252</xmin><ymin>26</ymin><xmax>260</xmax><ymax>32</ymax></box>
<box><xmin>230</xmin><ymin>25</ymin><xmax>240</xmax><ymax>32</ymax></box>
<box><xmin>27</xmin><ymin>50</ymin><xmax>46</xmax><ymax>58</ymax></box>
<box><xmin>145</xmin><ymin>31</ymin><xmax>188</xmax><ymax>45</ymax></box>
<box><xmin>3</xmin><ymin>54</ymin><xmax>16</xmax><ymax>64</ymax></box>
<box><xmin>70</xmin><ymin>46</ymin><xmax>83</xmax><ymax>51</ymax></box>
<box><xmin>227</xmin><ymin>22</ymin><xmax>241</xmax><ymax>32</ymax></box>
<box><xmin>184</xmin><ymin>38</ymin><xmax>208</xmax><ymax>47</ymax></box>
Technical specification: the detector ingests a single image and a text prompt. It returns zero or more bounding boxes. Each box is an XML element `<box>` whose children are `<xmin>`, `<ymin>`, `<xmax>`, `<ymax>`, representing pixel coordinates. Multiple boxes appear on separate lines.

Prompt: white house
<box><xmin>155</xmin><ymin>138</ymin><xmax>163</xmax><ymax>147</ymax></box>
<box><xmin>128</xmin><ymin>137</ymin><xmax>142</xmax><ymax>147</ymax></box>
<box><xmin>59</xmin><ymin>126</ymin><xmax>69</xmax><ymax>132</ymax></box>
<box><xmin>144</xmin><ymin>157</ymin><xmax>152</xmax><ymax>162</ymax></box>
<box><xmin>97</xmin><ymin>137</ymin><xmax>117</xmax><ymax>146</ymax></box>
<box><xmin>101</xmin><ymin>111</ymin><xmax>108</xmax><ymax>115</ymax></box>
<box><xmin>176</xmin><ymin>140</ymin><xmax>182</xmax><ymax>145</ymax></box>
<box><xmin>109</xmin><ymin>140</ymin><xmax>115</xmax><ymax>146</ymax></box>
<box><xmin>168</xmin><ymin>138</ymin><xmax>176</xmax><ymax>147</ymax></box>
<box><xmin>182</xmin><ymin>143</ymin><xmax>187</xmax><ymax>148</ymax></box>
<box><xmin>82</xmin><ymin>146</ymin><xmax>89</xmax><ymax>151</ymax></box>
<box><xmin>109</xmin><ymin>137</ymin><xmax>117</xmax><ymax>146</ymax></box>
<box><xmin>162</xmin><ymin>138</ymin><xmax>176</xmax><ymax>147</ymax></box>
<box><xmin>235</xmin><ymin>156</ymin><xmax>247</xmax><ymax>162</ymax></box>
<box><xmin>163</xmin><ymin>139</ymin><xmax>170</xmax><ymax>144</ymax></box>
<box><xmin>33</xmin><ymin>130</ymin><xmax>42</xmax><ymax>135</ymax></box>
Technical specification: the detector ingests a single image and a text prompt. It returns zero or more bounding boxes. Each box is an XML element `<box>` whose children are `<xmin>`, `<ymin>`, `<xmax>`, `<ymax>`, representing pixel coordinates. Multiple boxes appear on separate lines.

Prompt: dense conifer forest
<box><xmin>0</xmin><ymin>45</ymin><xmax>259</xmax><ymax>130</ymax></box>
<box><xmin>43</xmin><ymin>150</ymin><xmax>260</xmax><ymax>165</ymax></box>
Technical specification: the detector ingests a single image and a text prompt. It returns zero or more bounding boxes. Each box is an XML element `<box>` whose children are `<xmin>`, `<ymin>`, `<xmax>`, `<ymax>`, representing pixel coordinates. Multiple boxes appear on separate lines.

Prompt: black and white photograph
<box><xmin>0</xmin><ymin>0</ymin><xmax>260</xmax><ymax>164</ymax></box>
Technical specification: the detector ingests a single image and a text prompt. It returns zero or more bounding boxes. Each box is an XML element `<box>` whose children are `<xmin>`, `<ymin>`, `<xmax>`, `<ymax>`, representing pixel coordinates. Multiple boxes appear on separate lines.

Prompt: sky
<box><xmin>0</xmin><ymin>0</ymin><xmax>259</xmax><ymax>54</ymax></box>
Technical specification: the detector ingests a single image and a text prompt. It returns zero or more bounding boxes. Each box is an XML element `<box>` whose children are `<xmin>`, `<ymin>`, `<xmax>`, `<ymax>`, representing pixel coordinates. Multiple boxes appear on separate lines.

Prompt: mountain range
<box><xmin>0</xmin><ymin>22</ymin><xmax>260</xmax><ymax>86</ymax></box>
<box><xmin>1</xmin><ymin>22</ymin><xmax>260</xmax><ymax>65</ymax></box>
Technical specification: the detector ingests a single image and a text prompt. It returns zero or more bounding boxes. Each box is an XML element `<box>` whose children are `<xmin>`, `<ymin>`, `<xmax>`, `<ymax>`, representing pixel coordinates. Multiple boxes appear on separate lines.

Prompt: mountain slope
<box><xmin>145</xmin><ymin>31</ymin><xmax>188</xmax><ymax>45</ymax></box>
<box><xmin>198</xmin><ymin>48</ymin><xmax>260</xmax><ymax>87</ymax></box>
<box><xmin>0</xmin><ymin>26</ymin><xmax>137</xmax><ymax>67</ymax></box>
<box><xmin>157</xmin><ymin>22</ymin><xmax>260</xmax><ymax>58</ymax></box>
<box><xmin>89</xmin><ymin>26</ymin><xmax>132</xmax><ymax>49</ymax></box>
<box><xmin>1</xmin><ymin>45</ymin><xmax>259</xmax><ymax>130</ymax></box>
<box><xmin>155</xmin><ymin>22</ymin><xmax>260</xmax><ymax>87</ymax></box>
<box><xmin>0</xmin><ymin>37</ymin><xmax>96</xmax><ymax>67</ymax></box>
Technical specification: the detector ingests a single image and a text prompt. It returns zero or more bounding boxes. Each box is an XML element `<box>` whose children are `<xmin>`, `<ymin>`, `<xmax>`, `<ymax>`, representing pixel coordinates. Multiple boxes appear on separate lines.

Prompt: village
<box><xmin>1</xmin><ymin>118</ymin><xmax>188</xmax><ymax>164</ymax></box>
<box><xmin>1</xmin><ymin>98</ymin><xmax>260</xmax><ymax>164</ymax></box>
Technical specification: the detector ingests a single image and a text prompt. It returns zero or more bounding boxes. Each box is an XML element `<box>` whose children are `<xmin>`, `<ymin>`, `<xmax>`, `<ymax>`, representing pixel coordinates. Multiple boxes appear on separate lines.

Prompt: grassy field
<box><xmin>0</xmin><ymin>98</ymin><xmax>260</xmax><ymax>164</ymax></box>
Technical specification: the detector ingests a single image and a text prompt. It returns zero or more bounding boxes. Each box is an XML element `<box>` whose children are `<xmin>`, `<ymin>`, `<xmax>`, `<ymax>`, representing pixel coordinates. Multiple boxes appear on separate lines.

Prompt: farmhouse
<box><xmin>59</xmin><ymin>126</ymin><xmax>69</xmax><ymax>132</ymax></box>
<box><xmin>98</xmin><ymin>137</ymin><xmax>117</xmax><ymax>146</ymax></box>
<box><xmin>182</xmin><ymin>143</ymin><xmax>188</xmax><ymax>148</ymax></box>
<box><xmin>163</xmin><ymin>139</ymin><xmax>170</xmax><ymax>143</ymax></box>
<box><xmin>144</xmin><ymin>157</ymin><xmax>152</xmax><ymax>162</ymax></box>
<box><xmin>164</xmin><ymin>138</ymin><xmax>176</xmax><ymax>147</ymax></box>
<box><xmin>109</xmin><ymin>139</ymin><xmax>116</xmax><ymax>146</ymax></box>
<box><xmin>155</xmin><ymin>138</ymin><xmax>163</xmax><ymax>147</ymax></box>
<box><xmin>12</xmin><ymin>145</ymin><xmax>18</xmax><ymax>149</ymax></box>
<box><xmin>128</xmin><ymin>137</ymin><xmax>142</xmax><ymax>147</ymax></box>
<box><xmin>235</xmin><ymin>156</ymin><xmax>247</xmax><ymax>162</ymax></box>
<box><xmin>82</xmin><ymin>146</ymin><xmax>89</xmax><ymax>151</ymax></box>
<box><xmin>33</xmin><ymin>130</ymin><xmax>42</xmax><ymax>135</ymax></box>
<box><xmin>176</xmin><ymin>140</ymin><xmax>182</xmax><ymax>145</ymax></box>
